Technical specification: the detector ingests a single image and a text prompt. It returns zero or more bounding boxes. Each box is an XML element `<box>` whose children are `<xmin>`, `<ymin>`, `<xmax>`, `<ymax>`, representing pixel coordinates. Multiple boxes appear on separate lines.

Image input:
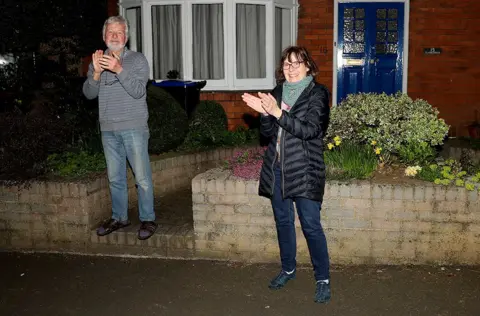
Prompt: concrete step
<box><xmin>89</xmin><ymin>222</ymin><xmax>194</xmax><ymax>258</ymax></box>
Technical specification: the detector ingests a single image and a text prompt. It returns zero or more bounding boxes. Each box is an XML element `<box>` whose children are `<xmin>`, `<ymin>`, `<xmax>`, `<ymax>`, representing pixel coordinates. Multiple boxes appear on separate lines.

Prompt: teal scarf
<box><xmin>282</xmin><ymin>75</ymin><xmax>313</xmax><ymax>108</ymax></box>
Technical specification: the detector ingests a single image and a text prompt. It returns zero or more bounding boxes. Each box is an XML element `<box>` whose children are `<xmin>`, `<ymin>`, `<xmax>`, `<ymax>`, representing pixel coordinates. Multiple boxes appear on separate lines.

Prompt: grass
<box><xmin>324</xmin><ymin>142</ymin><xmax>378</xmax><ymax>181</ymax></box>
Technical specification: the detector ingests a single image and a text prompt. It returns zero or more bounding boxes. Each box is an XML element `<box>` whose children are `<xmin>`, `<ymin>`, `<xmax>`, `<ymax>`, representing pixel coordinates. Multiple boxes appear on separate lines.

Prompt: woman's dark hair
<box><xmin>275</xmin><ymin>46</ymin><xmax>319</xmax><ymax>83</ymax></box>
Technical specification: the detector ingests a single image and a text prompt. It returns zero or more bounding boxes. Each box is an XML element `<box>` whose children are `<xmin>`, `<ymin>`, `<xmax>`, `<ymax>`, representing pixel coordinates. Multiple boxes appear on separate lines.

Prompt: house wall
<box><xmin>107</xmin><ymin>0</ymin><xmax>480</xmax><ymax>136</ymax></box>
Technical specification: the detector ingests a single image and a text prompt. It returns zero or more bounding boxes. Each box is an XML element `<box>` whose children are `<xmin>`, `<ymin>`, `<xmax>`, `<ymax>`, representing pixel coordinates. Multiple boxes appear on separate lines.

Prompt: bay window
<box><xmin>120</xmin><ymin>0</ymin><xmax>298</xmax><ymax>91</ymax></box>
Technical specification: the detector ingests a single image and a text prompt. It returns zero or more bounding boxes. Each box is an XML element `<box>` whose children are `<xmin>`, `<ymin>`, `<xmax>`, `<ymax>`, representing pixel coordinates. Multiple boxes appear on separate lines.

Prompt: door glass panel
<box><xmin>355</xmin><ymin>31</ymin><xmax>364</xmax><ymax>42</ymax></box>
<box><xmin>344</xmin><ymin>8</ymin><xmax>354</xmax><ymax>18</ymax></box>
<box><xmin>387</xmin><ymin>44</ymin><xmax>398</xmax><ymax>54</ymax></box>
<box><xmin>376</xmin><ymin>32</ymin><xmax>386</xmax><ymax>42</ymax></box>
<box><xmin>343</xmin><ymin>7</ymin><xmax>365</xmax><ymax>54</ymax></box>
<box><xmin>376</xmin><ymin>9</ymin><xmax>386</xmax><ymax>19</ymax></box>
<box><xmin>355</xmin><ymin>20</ymin><xmax>365</xmax><ymax>30</ymax></box>
<box><xmin>388</xmin><ymin>21</ymin><xmax>398</xmax><ymax>31</ymax></box>
<box><xmin>344</xmin><ymin>43</ymin><xmax>365</xmax><ymax>54</ymax></box>
<box><xmin>375</xmin><ymin>8</ymin><xmax>399</xmax><ymax>55</ymax></box>
<box><xmin>344</xmin><ymin>20</ymin><xmax>353</xmax><ymax>30</ymax></box>
<box><xmin>344</xmin><ymin>31</ymin><xmax>354</xmax><ymax>42</ymax></box>
<box><xmin>388</xmin><ymin>32</ymin><xmax>398</xmax><ymax>43</ymax></box>
<box><xmin>376</xmin><ymin>44</ymin><xmax>387</xmax><ymax>54</ymax></box>
<box><xmin>355</xmin><ymin>8</ymin><xmax>365</xmax><ymax>18</ymax></box>
<box><xmin>388</xmin><ymin>9</ymin><xmax>398</xmax><ymax>19</ymax></box>
<box><xmin>376</xmin><ymin>21</ymin><xmax>386</xmax><ymax>30</ymax></box>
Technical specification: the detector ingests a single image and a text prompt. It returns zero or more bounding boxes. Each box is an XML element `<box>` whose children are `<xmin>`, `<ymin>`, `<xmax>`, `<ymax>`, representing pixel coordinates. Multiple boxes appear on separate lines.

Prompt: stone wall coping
<box><xmin>192</xmin><ymin>168</ymin><xmax>480</xmax><ymax>201</ymax></box>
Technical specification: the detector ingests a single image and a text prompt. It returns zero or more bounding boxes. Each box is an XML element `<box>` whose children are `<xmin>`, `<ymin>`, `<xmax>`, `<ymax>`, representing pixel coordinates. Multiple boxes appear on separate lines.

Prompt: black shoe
<box><xmin>314</xmin><ymin>280</ymin><xmax>331</xmax><ymax>303</ymax></box>
<box><xmin>138</xmin><ymin>221</ymin><xmax>158</xmax><ymax>240</ymax></box>
<box><xmin>268</xmin><ymin>270</ymin><xmax>296</xmax><ymax>290</ymax></box>
<box><xmin>96</xmin><ymin>218</ymin><xmax>131</xmax><ymax>236</ymax></box>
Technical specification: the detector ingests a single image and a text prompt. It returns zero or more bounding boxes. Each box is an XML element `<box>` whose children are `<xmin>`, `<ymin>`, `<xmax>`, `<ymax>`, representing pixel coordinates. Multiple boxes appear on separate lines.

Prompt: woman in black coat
<box><xmin>242</xmin><ymin>46</ymin><xmax>331</xmax><ymax>303</ymax></box>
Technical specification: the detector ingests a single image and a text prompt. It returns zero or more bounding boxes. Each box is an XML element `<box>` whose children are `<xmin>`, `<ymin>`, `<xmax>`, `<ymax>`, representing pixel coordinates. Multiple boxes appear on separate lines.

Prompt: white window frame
<box><xmin>119</xmin><ymin>0</ymin><xmax>298</xmax><ymax>91</ymax></box>
<box><xmin>120</xmin><ymin>0</ymin><xmax>144</xmax><ymax>41</ymax></box>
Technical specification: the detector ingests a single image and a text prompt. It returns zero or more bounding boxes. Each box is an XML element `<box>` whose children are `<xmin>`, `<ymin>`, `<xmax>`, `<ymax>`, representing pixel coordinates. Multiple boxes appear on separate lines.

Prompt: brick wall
<box><xmin>107</xmin><ymin>0</ymin><xmax>118</xmax><ymax>17</ymax></box>
<box><xmin>407</xmin><ymin>0</ymin><xmax>480</xmax><ymax>136</ymax></box>
<box><xmin>193</xmin><ymin>168</ymin><xmax>480</xmax><ymax>264</ymax></box>
<box><xmin>199</xmin><ymin>92</ymin><xmax>261</xmax><ymax>130</ymax></box>
<box><xmin>0</xmin><ymin>148</ymin><xmax>235</xmax><ymax>251</ymax></box>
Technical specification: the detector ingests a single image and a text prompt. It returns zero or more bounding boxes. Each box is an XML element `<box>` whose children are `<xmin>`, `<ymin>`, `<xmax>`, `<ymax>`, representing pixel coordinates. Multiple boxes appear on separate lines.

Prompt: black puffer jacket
<box><xmin>258</xmin><ymin>80</ymin><xmax>330</xmax><ymax>202</ymax></box>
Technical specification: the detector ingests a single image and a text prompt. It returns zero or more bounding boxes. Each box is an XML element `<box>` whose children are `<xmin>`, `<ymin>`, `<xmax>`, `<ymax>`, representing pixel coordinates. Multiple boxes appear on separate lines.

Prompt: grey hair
<box><xmin>102</xmin><ymin>15</ymin><xmax>129</xmax><ymax>41</ymax></box>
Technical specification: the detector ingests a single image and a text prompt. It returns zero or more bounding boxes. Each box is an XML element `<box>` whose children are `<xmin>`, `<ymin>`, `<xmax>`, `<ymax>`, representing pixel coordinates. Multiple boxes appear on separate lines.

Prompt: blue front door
<box><xmin>337</xmin><ymin>2</ymin><xmax>405</xmax><ymax>103</ymax></box>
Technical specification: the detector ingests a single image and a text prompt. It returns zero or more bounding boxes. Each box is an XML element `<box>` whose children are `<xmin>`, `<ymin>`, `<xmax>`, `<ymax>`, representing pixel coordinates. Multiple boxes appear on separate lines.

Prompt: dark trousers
<box><xmin>271</xmin><ymin>163</ymin><xmax>330</xmax><ymax>281</ymax></box>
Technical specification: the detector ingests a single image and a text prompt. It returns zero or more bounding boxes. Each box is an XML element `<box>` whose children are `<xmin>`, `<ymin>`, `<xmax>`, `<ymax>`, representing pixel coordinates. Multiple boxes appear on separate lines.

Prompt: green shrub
<box><xmin>0</xmin><ymin>114</ymin><xmax>69</xmax><ymax>181</ymax></box>
<box><xmin>181</xmin><ymin>100</ymin><xmax>228</xmax><ymax>148</ymax></box>
<box><xmin>398</xmin><ymin>141</ymin><xmax>437</xmax><ymax>165</ymax></box>
<box><xmin>326</xmin><ymin>92</ymin><xmax>449</xmax><ymax>162</ymax></box>
<box><xmin>324</xmin><ymin>141</ymin><xmax>378</xmax><ymax>180</ymax></box>
<box><xmin>217</xmin><ymin>126</ymin><xmax>259</xmax><ymax>147</ymax></box>
<box><xmin>147</xmin><ymin>84</ymin><xmax>189</xmax><ymax>154</ymax></box>
<box><xmin>47</xmin><ymin>151</ymin><xmax>106</xmax><ymax>178</ymax></box>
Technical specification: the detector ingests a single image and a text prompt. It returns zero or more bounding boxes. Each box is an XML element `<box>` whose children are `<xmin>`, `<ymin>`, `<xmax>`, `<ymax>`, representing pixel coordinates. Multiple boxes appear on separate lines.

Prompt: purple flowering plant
<box><xmin>224</xmin><ymin>147</ymin><xmax>267</xmax><ymax>180</ymax></box>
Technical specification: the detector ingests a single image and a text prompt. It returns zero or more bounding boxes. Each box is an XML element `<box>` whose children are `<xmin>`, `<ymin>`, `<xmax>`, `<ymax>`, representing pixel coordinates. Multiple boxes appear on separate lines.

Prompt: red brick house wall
<box><xmin>407</xmin><ymin>0</ymin><xmax>480</xmax><ymax>137</ymax></box>
<box><xmin>106</xmin><ymin>0</ymin><xmax>480</xmax><ymax>136</ymax></box>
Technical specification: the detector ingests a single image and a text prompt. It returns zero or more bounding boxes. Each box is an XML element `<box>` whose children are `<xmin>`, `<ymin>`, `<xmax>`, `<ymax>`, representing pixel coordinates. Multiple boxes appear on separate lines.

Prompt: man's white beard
<box><xmin>107</xmin><ymin>42</ymin><xmax>125</xmax><ymax>52</ymax></box>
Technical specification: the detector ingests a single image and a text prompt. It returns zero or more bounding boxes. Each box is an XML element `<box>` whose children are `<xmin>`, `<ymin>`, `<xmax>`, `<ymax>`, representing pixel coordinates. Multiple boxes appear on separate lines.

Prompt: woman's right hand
<box><xmin>241</xmin><ymin>93</ymin><xmax>267</xmax><ymax>114</ymax></box>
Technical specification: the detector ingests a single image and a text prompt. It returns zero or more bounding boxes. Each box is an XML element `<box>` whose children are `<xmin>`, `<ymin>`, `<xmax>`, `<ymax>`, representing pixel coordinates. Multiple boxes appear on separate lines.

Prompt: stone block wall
<box><xmin>192</xmin><ymin>168</ymin><xmax>480</xmax><ymax>265</ymax></box>
<box><xmin>0</xmin><ymin>148</ymin><xmax>235</xmax><ymax>251</ymax></box>
<box><xmin>443</xmin><ymin>146</ymin><xmax>480</xmax><ymax>165</ymax></box>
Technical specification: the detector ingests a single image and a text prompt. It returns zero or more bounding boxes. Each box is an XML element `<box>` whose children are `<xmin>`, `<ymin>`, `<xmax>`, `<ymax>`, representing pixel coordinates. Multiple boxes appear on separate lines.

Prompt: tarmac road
<box><xmin>1</xmin><ymin>252</ymin><xmax>480</xmax><ymax>316</ymax></box>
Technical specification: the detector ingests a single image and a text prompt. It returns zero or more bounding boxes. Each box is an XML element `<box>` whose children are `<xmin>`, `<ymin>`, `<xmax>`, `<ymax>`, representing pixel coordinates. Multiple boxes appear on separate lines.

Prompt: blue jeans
<box><xmin>271</xmin><ymin>163</ymin><xmax>330</xmax><ymax>281</ymax></box>
<box><xmin>101</xmin><ymin>128</ymin><xmax>155</xmax><ymax>222</ymax></box>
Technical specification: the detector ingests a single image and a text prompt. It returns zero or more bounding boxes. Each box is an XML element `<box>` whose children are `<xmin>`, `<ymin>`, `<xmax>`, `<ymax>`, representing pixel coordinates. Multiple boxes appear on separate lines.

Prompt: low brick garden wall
<box><xmin>192</xmin><ymin>168</ymin><xmax>480</xmax><ymax>265</ymax></box>
<box><xmin>0</xmin><ymin>148</ymin><xmax>235</xmax><ymax>251</ymax></box>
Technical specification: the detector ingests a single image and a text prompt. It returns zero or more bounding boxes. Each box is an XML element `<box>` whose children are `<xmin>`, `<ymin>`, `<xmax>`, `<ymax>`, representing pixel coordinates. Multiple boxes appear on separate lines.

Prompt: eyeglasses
<box><xmin>282</xmin><ymin>61</ymin><xmax>304</xmax><ymax>70</ymax></box>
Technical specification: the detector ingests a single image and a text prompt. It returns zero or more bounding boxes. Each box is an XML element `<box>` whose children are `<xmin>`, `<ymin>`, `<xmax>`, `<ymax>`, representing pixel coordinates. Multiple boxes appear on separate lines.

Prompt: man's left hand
<box><xmin>99</xmin><ymin>54</ymin><xmax>123</xmax><ymax>74</ymax></box>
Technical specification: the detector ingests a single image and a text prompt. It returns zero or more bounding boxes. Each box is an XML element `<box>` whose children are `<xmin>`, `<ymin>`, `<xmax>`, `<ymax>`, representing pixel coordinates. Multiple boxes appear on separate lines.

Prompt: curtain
<box><xmin>236</xmin><ymin>4</ymin><xmax>266</xmax><ymax>79</ymax></box>
<box><xmin>152</xmin><ymin>5</ymin><xmax>182</xmax><ymax>79</ymax></box>
<box><xmin>126</xmin><ymin>7</ymin><xmax>142</xmax><ymax>53</ymax></box>
<box><xmin>275</xmin><ymin>7</ymin><xmax>292</xmax><ymax>67</ymax></box>
<box><xmin>193</xmin><ymin>4</ymin><xmax>224</xmax><ymax>79</ymax></box>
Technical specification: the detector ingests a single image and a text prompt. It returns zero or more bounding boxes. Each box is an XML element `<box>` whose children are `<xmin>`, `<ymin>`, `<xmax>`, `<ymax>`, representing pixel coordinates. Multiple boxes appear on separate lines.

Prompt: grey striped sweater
<box><xmin>82</xmin><ymin>48</ymin><xmax>149</xmax><ymax>131</ymax></box>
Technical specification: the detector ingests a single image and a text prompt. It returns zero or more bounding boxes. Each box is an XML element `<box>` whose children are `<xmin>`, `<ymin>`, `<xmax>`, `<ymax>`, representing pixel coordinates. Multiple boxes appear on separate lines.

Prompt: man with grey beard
<box><xmin>83</xmin><ymin>16</ymin><xmax>157</xmax><ymax>240</ymax></box>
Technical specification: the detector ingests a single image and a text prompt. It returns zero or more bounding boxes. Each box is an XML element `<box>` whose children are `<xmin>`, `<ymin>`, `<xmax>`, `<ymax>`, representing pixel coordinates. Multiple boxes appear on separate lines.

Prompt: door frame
<box><xmin>332</xmin><ymin>0</ymin><xmax>410</xmax><ymax>106</ymax></box>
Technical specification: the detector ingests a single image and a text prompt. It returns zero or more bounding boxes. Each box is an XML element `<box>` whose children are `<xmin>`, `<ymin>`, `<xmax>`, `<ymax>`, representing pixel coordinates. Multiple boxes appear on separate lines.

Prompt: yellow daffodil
<box><xmin>335</xmin><ymin>140</ymin><xmax>341</xmax><ymax>146</ymax></box>
<box><xmin>333</xmin><ymin>136</ymin><xmax>341</xmax><ymax>143</ymax></box>
<box><xmin>374</xmin><ymin>147</ymin><xmax>382</xmax><ymax>155</ymax></box>
<box><xmin>327</xmin><ymin>143</ymin><xmax>335</xmax><ymax>150</ymax></box>
<box><xmin>371</xmin><ymin>140</ymin><xmax>377</xmax><ymax>146</ymax></box>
